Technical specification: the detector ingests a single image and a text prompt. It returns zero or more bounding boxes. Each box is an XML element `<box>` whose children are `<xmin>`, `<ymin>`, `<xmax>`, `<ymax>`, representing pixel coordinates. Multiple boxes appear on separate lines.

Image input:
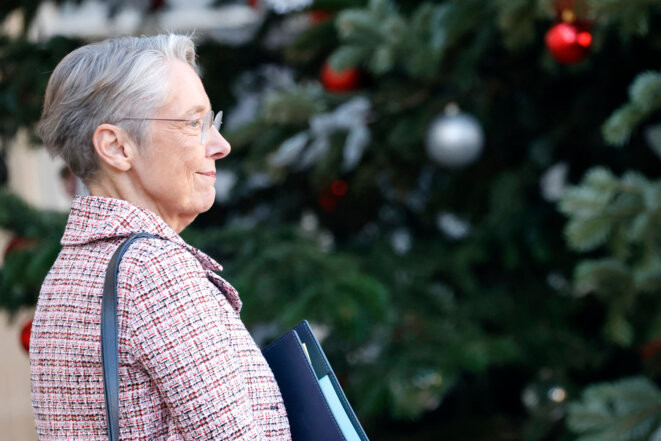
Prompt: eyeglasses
<box><xmin>117</xmin><ymin>110</ymin><xmax>223</xmax><ymax>144</ymax></box>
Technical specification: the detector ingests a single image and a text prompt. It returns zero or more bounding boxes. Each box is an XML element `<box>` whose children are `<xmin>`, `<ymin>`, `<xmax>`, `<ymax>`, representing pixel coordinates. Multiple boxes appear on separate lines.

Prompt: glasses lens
<box><xmin>201</xmin><ymin>111</ymin><xmax>222</xmax><ymax>144</ymax></box>
<box><xmin>201</xmin><ymin>111</ymin><xmax>214</xmax><ymax>144</ymax></box>
<box><xmin>214</xmin><ymin>111</ymin><xmax>223</xmax><ymax>131</ymax></box>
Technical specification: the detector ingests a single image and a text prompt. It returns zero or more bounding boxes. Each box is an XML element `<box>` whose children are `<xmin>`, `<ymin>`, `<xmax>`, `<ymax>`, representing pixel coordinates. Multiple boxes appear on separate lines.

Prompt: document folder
<box><xmin>262</xmin><ymin>321</ymin><xmax>370</xmax><ymax>441</ymax></box>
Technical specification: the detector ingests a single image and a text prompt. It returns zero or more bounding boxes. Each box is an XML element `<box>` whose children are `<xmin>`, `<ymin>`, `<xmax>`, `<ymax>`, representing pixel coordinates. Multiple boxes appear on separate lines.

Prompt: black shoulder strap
<box><xmin>101</xmin><ymin>232</ymin><xmax>155</xmax><ymax>441</ymax></box>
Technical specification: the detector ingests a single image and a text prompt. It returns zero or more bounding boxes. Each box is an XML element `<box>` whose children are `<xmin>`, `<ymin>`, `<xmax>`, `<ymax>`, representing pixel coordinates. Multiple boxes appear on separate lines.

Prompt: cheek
<box><xmin>143</xmin><ymin>133</ymin><xmax>204</xmax><ymax>190</ymax></box>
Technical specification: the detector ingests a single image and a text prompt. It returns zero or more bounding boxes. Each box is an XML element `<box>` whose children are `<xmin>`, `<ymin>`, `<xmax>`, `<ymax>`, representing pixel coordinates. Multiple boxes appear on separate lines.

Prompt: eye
<box><xmin>188</xmin><ymin>119</ymin><xmax>202</xmax><ymax>129</ymax></box>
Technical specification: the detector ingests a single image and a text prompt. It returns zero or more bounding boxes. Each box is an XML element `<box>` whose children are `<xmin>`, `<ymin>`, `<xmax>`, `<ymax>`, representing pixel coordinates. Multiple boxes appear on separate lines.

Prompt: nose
<box><xmin>206</xmin><ymin>126</ymin><xmax>231</xmax><ymax>160</ymax></box>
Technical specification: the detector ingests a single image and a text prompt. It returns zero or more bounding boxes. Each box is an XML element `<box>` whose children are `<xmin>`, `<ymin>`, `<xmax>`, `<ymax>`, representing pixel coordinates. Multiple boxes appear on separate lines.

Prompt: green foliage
<box><xmin>567</xmin><ymin>377</ymin><xmax>661</xmax><ymax>441</ymax></box>
<box><xmin>588</xmin><ymin>0</ymin><xmax>661</xmax><ymax>36</ymax></box>
<box><xmin>559</xmin><ymin>168</ymin><xmax>661</xmax><ymax>346</ymax></box>
<box><xmin>0</xmin><ymin>189</ymin><xmax>66</xmax><ymax>238</ymax></box>
<box><xmin>0</xmin><ymin>36</ymin><xmax>81</xmax><ymax>145</ymax></box>
<box><xmin>602</xmin><ymin>71</ymin><xmax>661</xmax><ymax>146</ymax></box>
<box><xmin>185</xmin><ymin>225</ymin><xmax>390</xmax><ymax>341</ymax></box>
<box><xmin>495</xmin><ymin>0</ymin><xmax>541</xmax><ymax>50</ymax></box>
<box><xmin>262</xmin><ymin>84</ymin><xmax>328</xmax><ymax>125</ymax></box>
<box><xmin>330</xmin><ymin>0</ymin><xmax>489</xmax><ymax>79</ymax></box>
<box><xmin>184</xmin><ymin>225</ymin><xmax>522</xmax><ymax>420</ymax></box>
<box><xmin>559</xmin><ymin>167</ymin><xmax>661</xmax><ymax>256</ymax></box>
<box><xmin>0</xmin><ymin>189</ymin><xmax>66</xmax><ymax>315</ymax></box>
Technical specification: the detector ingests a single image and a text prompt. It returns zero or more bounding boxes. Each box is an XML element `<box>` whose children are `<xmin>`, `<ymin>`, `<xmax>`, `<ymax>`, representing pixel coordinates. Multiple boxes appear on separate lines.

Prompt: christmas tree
<box><xmin>2</xmin><ymin>0</ymin><xmax>661</xmax><ymax>439</ymax></box>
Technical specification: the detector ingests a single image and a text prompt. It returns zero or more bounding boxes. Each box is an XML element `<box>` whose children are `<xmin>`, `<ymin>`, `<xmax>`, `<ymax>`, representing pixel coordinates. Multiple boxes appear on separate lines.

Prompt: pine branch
<box><xmin>0</xmin><ymin>188</ymin><xmax>66</xmax><ymax>314</ymax></box>
<box><xmin>603</xmin><ymin>71</ymin><xmax>661</xmax><ymax>146</ymax></box>
<box><xmin>559</xmin><ymin>169</ymin><xmax>661</xmax><ymax>346</ymax></box>
<box><xmin>568</xmin><ymin>377</ymin><xmax>661</xmax><ymax>441</ymax></box>
<box><xmin>330</xmin><ymin>0</ymin><xmax>490</xmax><ymax>80</ymax></box>
<box><xmin>589</xmin><ymin>0</ymin><xmax>660</xmax><ymax>36</ymax></box>
<box><xmin>0</xmin><ymin>188</ymin><xmax>67</xmax><ymax>238</ymax></box>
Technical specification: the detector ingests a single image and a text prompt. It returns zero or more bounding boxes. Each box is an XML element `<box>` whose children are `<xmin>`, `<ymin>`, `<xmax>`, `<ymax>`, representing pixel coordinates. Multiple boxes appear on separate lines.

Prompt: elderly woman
<box><xmin>30</xmin><ymin>34</ymin><xmax>291</xmax><ymax>440</ymax></box>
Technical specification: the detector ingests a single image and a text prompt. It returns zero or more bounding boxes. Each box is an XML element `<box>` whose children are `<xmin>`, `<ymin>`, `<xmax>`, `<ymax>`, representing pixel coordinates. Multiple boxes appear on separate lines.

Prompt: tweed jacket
<box><xmin>30</xmin><ymin>196</ymin><xmax>291</xmax><ymax>440</ymax></box>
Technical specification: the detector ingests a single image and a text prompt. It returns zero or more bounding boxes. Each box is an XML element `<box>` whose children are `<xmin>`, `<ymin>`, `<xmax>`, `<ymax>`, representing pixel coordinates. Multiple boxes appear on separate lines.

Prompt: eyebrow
<box><xmin>184</xmin><ymin>105</ymin><xmax>208</xmax><ymax>117</ymax></box>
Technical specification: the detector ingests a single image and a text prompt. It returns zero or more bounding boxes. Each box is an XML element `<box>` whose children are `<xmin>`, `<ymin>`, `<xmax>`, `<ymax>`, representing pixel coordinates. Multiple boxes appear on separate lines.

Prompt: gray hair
<box><xmin>37</xmin><ymin>34</ymin><xmax>197</xmax><ymax>183</ymax></box>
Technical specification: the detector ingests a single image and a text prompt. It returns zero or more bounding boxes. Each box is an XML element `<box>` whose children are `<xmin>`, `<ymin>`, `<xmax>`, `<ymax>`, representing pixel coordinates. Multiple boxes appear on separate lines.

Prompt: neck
<box><xmin>87</xmin><ymin>174</ymin><xmax>191</xmax><ymax>233</ymax></box>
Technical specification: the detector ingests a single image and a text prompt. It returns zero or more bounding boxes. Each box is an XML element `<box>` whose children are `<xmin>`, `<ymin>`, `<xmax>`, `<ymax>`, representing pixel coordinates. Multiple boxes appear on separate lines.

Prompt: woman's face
<box><xmin>130</xmin><ymin>60</ymin><xmax>230</xmax><ymax>232</ymax></box>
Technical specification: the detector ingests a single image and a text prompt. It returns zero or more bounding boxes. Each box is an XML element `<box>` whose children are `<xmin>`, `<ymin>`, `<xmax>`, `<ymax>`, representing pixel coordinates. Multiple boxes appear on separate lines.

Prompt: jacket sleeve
<box><xmin>124</xmin><ymin>240</ymin><xmax>264</xmax><ymax>440</ymax></box>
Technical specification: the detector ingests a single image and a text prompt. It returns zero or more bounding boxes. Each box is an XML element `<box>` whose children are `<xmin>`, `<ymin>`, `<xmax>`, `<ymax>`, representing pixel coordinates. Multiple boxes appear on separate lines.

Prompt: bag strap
<box><xmin>101</xmin><ymin>232</ymin><xmax>155</xmax><ymax>441</ymax></box>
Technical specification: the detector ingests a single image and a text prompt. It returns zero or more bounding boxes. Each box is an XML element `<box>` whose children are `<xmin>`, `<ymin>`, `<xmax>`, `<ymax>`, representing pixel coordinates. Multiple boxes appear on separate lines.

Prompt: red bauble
<box><xmin>545</xmin><ymin>22</ymin><xmax>592</xmax><ymax>64</ymax></box>
<box><xmin>309</xmin><ymin>10</ymin><xmax>331</xmax><ymax>25</ymax></box>
<box><xmin>20</xmin><ymin>319</ymin><xmax>32</xmax><ymax>353</ymax></box>
<box><xmin>318</xmin><ymin>180</ymin><xmax>349</xmax><ymax>213</ymax></box>
<box><xmin>321</xmin><ymin>62</ymin><xmax>361</xmax><ymax>93</ymax></box>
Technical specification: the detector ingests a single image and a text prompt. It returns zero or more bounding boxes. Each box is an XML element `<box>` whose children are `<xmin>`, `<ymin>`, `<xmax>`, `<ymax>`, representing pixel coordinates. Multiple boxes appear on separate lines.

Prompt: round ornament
<box><xmin>425</xmin><ymin>107</ymin><xmax>484</xmax><ymax>167</ymax></box>
<box><xmin>20</xmin><ymin>319</ymin><xmax>32</xmax><ymax>353</ymax></box>
<box><xmin>321</xmin><ymin>62</ymin><xmax>361</xmax><ymax>93</ymax></box>
<box><xmin>309</xmin><ymin>10</ymin><xmax>331</xmax><ymax>25</ymax></box>
<box><xmin>318</xmin><ymin>180</ymin><xmax>349</xmax><ymax>212</ymax></box>
<box><xmin>545</xmin><ymin>22</ymin><xmax>592</xmax><ymax>64</ymax></box>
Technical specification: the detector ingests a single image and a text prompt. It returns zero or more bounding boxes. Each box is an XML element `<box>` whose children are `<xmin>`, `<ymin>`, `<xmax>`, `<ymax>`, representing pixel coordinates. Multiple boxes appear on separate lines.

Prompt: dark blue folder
<box><xmin>262</xmin><ymin>321</ymin><xmax>370</xmax><ymax>441</ymax></box>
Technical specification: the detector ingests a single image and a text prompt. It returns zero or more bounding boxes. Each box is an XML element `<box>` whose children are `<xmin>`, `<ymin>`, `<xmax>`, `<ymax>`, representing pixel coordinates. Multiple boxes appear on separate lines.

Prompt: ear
<box><xmin>92</xmin><ymin>123</ymin><xmax>136</xmax><ymax>173</ymax></box>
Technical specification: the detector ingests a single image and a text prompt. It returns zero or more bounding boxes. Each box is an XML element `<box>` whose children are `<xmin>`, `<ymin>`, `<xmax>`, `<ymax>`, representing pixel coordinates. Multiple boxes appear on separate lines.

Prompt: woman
<box><xmin>30</xmin><ymin>34</ymin><xmax>291</xmax><ymax>440</ymax></box>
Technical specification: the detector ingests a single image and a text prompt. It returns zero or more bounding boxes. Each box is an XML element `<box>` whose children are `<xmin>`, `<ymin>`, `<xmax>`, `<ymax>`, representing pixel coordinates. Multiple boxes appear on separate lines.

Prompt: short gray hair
<box><xmin>37</xmin><ymin>34</ymin><xmax>197</xmax><ymax>183</ymax></box>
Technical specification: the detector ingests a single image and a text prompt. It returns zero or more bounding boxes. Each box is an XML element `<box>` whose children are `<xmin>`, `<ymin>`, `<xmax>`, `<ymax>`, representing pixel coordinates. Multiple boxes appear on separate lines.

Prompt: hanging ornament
<box><xmin>545</xmin><ymin>7</ymin><xmax>592</xmax><ymax>65</ymax></box>
<box><xmin>309</xmin><ymin>10</ymin><xmax>331</xmax><ymax>25</ymax></box>
<box><xmin>321</xmin><ymin>61</ymin><xmax>361</xmax><ymax>93</ymax></box>
<box><xmin>20</xmin><ymin>319</ymin><xmax>32</xmax><ymax>353</ymax></box>
<box><xmin>425</xmin><ymin>103</ymin><xmax>484</xmax><ymax>167</ymax></box>
<box><xmin>318</xmin><ymin>179</ymin><xmax>349</xmax><ymax>213</ymax></box>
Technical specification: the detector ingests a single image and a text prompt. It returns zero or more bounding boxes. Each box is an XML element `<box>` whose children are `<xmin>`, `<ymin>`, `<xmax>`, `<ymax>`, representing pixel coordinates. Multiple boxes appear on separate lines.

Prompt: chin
<box><xmin>197</xmin><ymin>191</ymin><xmax>216</xmax><ymax>214</ymax></box>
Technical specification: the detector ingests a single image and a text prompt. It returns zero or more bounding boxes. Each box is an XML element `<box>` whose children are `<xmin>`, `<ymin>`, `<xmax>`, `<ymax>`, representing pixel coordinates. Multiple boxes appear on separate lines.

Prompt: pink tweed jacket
<box><xmin>30</xmin><ymin>196</ymin><xmax>291</xmax><ymax>440</ymax></box>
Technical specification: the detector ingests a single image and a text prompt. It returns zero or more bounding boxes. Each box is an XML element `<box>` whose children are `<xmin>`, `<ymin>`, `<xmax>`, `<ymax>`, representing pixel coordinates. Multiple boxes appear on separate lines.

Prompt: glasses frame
<box><xmin>117</xmin><ymin>110</ymin><xmax>223</xmax><ymax>144</ymax></box>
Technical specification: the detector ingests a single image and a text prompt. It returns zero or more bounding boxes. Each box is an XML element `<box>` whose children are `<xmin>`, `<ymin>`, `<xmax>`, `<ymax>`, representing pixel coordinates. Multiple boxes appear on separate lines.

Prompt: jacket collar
<box><xmin>61</xmin><ymin>196</ymin><xmax>223</xmax><ymax>273</ymax></box>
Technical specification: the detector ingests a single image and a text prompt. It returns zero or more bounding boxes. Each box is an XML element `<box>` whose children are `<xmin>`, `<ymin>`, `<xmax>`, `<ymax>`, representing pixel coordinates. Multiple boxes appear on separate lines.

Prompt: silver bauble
<box><xmin>425</xmin><ymin>112</ymin><xmax>484</xmax><ymax>167</ymax></box>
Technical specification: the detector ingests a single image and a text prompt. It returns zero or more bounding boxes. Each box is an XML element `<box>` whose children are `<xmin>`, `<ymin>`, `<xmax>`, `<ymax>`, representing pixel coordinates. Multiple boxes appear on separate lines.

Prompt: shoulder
<box><xmin>118</xmin><ymin>236</ymin><xmax>206</xmax><ymax>289</ymax></box>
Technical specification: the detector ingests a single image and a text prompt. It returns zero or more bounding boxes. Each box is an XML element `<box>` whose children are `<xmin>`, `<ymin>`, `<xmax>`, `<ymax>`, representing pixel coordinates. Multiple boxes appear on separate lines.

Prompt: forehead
<box><xmin>160</xmin><ymin>59</ymin><xmax>210</xmax><ymax>115</ymax></box>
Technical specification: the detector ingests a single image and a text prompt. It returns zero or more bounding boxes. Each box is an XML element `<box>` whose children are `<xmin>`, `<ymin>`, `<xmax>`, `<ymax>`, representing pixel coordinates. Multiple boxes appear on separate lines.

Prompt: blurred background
<box><xmin>1</xmin><ymin>0</ymin><xmax>661</xmax><ymax>440</ymax></box>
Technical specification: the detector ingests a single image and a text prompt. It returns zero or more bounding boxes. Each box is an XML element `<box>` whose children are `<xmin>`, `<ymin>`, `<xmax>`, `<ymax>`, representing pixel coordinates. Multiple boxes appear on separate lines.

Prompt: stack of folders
<box><xmin>262</xmin><ymin>320</ymin><xmax>370</xmax><ymax>441</ymax></box>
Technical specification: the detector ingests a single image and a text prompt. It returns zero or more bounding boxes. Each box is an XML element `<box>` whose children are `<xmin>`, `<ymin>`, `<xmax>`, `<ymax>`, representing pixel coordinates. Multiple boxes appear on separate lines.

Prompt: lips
<box><xmin>197</xmin><ymin>171</ymin><xmax>216</xmax><ymax>180</ymax></box>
